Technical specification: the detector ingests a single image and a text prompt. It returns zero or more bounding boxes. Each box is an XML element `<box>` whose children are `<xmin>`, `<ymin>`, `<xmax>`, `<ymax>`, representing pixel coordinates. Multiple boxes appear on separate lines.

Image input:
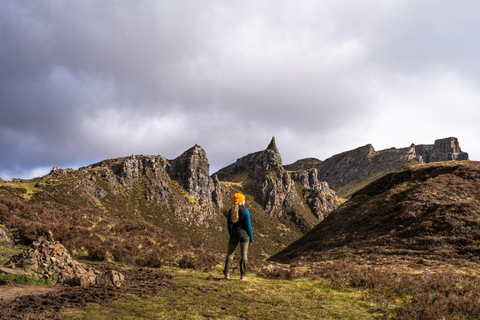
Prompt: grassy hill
<box><xmin>270</xmin><ymin>161</ymin><xmax>480</xmax><ymax>264</ymax></box>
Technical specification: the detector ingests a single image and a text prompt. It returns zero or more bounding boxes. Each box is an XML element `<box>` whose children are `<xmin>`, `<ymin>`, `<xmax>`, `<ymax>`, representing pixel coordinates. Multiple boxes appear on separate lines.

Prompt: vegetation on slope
<box><xmin>0</xmin><ymin>194</ymin><xmax>218</xmax><ymax>270</ymax></box>
<box><xmin>270</xmin><ymin>161</ymin><xmax>480</xmax><ymax>264</ymax></box>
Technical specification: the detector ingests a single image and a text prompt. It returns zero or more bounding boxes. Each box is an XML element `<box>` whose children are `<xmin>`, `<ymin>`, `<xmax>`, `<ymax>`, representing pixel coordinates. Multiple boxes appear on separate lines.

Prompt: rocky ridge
<box><xmin>0</xmin><ymin>136</ymin><xmax>468</xmax><ymax>259</ymax></box>
<box><xmin>285</xmin><ymin>137</ymin><xmax>469</xmax><ymax>198</ymax></box>
<box><xmin>1</xmin><ymin>137</ymin><xmax>341</xmax><ymax>258</ymax></box>
<box><xmin>76</xmin><ymin>145</ymin><xmax>224</xmax><ymax>227</ymax></box>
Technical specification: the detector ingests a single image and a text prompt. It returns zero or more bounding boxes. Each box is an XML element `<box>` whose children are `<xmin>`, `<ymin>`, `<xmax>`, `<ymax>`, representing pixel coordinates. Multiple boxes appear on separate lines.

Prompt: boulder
<box><xmin>95</xmin><ymin>270</ymin><xmax>125</xmax><ymax>287</ymax></box>
<box><xmin>0</xmin><ymin>225</ymin><xmax>13</xmax><ymax>245</ymax></box>
<box><xmin>0</xmin><ymin>267</ymin><xmax>30</xmax><ymax>276</ymax></box>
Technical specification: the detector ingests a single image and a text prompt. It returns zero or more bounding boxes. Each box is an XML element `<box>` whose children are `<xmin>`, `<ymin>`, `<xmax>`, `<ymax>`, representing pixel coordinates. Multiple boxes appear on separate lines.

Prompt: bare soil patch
<box><xmin>0</xmin><ymin>285</ymin><xmax>58</xmax><ymax>304</ymax></box>
<box><xmin>0</xmin><ymin>267</ymin><xmax>173</xmax><ymax>320</ymax></box>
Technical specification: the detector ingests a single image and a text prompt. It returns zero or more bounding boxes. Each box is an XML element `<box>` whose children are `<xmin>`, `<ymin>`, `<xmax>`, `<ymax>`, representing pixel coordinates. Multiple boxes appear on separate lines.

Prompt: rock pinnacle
<box><xmin>267</xmin><ymin>137</ymin><xmax>279</xmax><ymax>152</ymax></box>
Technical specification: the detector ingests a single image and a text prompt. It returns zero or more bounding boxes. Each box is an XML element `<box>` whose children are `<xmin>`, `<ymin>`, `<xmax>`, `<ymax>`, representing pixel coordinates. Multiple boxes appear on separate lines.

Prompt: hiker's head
<box><xmin>233</xmin><ymin>193</ymin><xmax>245</xmax><ymax>205</ymax></box>
<box><xmin>230</xmin><ymin>193</ymin><xmax>245</xmax><ymax>223</ymax></box>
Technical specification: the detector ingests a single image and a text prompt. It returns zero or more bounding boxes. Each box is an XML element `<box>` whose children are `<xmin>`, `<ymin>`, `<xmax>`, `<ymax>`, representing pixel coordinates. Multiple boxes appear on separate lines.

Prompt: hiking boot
<box><xmin>240</xmin><ymin>275</ymin><xmax>247</xmax><ymax>281</ymax></box>
<box><xmin>224</xmin><ymin>272</ymin><xmax>230</xmax><ymax>279</ymax></box>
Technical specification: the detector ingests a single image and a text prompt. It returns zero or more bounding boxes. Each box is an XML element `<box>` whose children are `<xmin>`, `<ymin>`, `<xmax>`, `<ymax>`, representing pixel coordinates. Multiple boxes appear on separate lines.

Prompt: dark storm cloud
<box><xmin>1</xmin><ymin>0</ymin><xmax>480</xmax><ymax>179</ymax></box>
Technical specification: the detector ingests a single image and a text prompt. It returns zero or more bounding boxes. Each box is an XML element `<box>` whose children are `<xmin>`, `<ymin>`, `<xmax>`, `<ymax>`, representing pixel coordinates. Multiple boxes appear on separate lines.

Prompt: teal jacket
<box><xmin>227</xmin><ymin>205</ymin><xmax>253</xmax><ymax>243</ymax></box>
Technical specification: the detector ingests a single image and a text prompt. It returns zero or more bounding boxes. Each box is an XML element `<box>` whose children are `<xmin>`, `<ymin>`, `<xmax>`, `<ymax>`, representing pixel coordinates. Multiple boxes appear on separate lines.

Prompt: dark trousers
<box><xmin>223</xmin><ymin>237</ymin><xmax>249</xmax><ymax>276</ymax></box>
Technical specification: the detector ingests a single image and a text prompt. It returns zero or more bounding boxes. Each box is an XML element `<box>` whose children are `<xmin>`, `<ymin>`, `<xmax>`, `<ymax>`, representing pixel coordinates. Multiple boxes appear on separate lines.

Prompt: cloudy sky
<box><xmin>1</xmin><ymin>1</ymin><xmax>480</xmax><ymax>179</ymax></box>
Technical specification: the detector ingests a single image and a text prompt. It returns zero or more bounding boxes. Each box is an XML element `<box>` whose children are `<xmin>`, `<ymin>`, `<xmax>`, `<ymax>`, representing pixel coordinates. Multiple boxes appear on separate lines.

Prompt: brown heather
<box><xmin>0</xmin><ymin>194</ymin><xmax>218</xmax><ymax>270</ymax></box>
<box><xmin>270</xmin><ymin>161</ymin><xmax>480</xmax><ymax>263</ymax></box>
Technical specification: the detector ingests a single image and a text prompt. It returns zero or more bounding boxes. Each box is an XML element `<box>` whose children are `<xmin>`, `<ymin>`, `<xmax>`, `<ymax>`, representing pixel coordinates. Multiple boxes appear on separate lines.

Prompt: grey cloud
<box><xmin>1</xmin><ymin>1</ymin><xmax>480</xmax><ymax>179</ymax></box>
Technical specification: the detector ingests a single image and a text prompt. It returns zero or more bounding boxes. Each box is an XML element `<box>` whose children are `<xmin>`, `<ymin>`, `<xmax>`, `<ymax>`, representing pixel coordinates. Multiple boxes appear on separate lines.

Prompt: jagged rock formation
<box><xmin>10</xmin><ymin>136</ymin><xmax>465</xmax><ymax>259</ymax></box>
<box><xmin>79</xmin><ymin>145</ymin><xmax>224</xmax><ymax>226</ymax></box>
<box><xmin>168</xmin><ymin>145</ymin><xmax>215</xmax><ymax>201</ymax></box>
<box><xmin>215</xmin><ymin>138</ymin><xmax>304</xmax><ymax>222</ymax></box>
<box><xmin>286</xmin><ymin>137</ymin><xmax>469</xmax><ymax>198</ymax></box>
<box><xmin>215</xmin><ymin>137</ymin><xmax>340</xmax><ymax>229</ymax></box>
<box><xmin>290</xmin><ymin>169</ymin><xmax>341</xmax><ymax>221</ymax></box>
<box><xmin>4</xmin><ymin>232</ymin><xmax>124</xmax><ymax>287</ymax></box>
<box><xmin>215</xmin><ymin>137</ymin><xmax>283</xmax><ymax>180</ymax></box>
<box><xmin>270</xmin><ymin>161</ymin><xmax>480</xmax><ymax>264</ymax></box>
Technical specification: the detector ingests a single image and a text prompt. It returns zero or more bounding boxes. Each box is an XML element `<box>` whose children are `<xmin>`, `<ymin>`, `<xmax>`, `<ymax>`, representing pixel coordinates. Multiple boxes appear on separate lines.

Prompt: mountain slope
<box><xmin>270</xmin><ymin>161</ymin><xmax>480</xmax><ymax>264</ymax></box>
<box><xmin>0</xmin><ymin>138</ymin><xmax>341</xmax><ymax>259</ymax></box>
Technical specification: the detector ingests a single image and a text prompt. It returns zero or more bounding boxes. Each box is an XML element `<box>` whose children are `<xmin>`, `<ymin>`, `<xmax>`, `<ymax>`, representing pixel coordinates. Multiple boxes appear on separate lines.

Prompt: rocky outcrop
<box><xmin>169</xmin><ymin>145</ymin><xmax>215</xmax><ymax>202</ymax></box>
<box><xmin>84</xmin><ymin>155</ymin><xmax>172</xmax><ymax>205</ymax></box>
<box><xmin>4</xmin><ymin>232</ymin><xmax>124</xmax><ymax>287</ymax></box>
<box><xmin>215</xmin><ymin>138</ymin><xmax>318</xmax><ymax>229</ymax></box>
<box><xmin>0</xmin><ymin>225</ymin><xmax>13</xmax><ymax>245</ymax></box>
<box><xmin>415</xmin><ymin>137</ymin><xmax>469</xmax><ymax>163</ymax></box>
<box><xmin>215</xmin><ymin>137</ymin><xmax>283</xmax><ymax>181</ymax></box>
<box><xmin>212</xmin><ymin>175</ymin><xmax>224</xmax><ymax>209</ymax></box>
<box><xmin>81</xmin><ymin>145</ymin><xmax>224</xmax><ymax>226</ymax></box>
<box><xmin>290</xmin><ymin>169</ymin><xmax>341</xmax><ymax>221</ymax></box>
<box><xmin>284</xmin><ymin>158</ymin><xmax>323</xmax><ymax>172</ymax></box>
<box><xmin>87</xmin><ymin>146</ymin><xmax>222</xmax><ymax>209</ymax></box>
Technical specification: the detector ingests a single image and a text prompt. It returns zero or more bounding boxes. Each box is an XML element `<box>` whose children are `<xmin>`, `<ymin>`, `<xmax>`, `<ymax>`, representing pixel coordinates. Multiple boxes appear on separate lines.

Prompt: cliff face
<box><xmin>415</xmin><ymin>137</ymin><xmax>469</xmax><ymax>163</ymax></box>
<box><xmin>291</xmin><ymin>137</ymin><xmax>469</xmax><ymax>198</ymax></box>
<box><xmin>64</xmin><ymin>149</ymin><xmax>223</xmax><ymax>227</ymax></box>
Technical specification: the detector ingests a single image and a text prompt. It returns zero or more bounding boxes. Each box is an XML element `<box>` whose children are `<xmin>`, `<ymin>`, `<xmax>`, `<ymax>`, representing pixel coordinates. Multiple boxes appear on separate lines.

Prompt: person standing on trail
<box><xmin>223</xmin><ymin>193</ymin><xmax>253</xmax><ymax>281</ymax></box>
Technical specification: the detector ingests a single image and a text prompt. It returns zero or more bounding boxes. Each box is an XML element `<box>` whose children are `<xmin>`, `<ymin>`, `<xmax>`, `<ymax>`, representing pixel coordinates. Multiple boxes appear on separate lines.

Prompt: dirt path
<box><xmin>0</xmin><ymin>268</ymin><xmax>173</xmax><ymax>320</ymax></box>
<box><xmin>0</xmin><ymin>285</ymin><xmax>58</xmax><ymax>304</ymax></box>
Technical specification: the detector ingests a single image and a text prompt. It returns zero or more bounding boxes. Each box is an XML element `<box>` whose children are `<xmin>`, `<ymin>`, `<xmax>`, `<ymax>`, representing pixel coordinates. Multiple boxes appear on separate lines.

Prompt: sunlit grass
<box><xmin>62</xmin><ymin>267</ymin><xmax>385</xmax><ymax>320</ymax></box>
<box><xmin>0</xmin><ymin>180</ymin><xmax>39</xmax><ymax>200</ymax></box>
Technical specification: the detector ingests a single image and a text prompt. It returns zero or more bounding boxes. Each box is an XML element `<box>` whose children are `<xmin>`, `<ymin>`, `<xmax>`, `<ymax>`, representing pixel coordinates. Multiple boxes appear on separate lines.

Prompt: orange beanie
<box><xmin>233</xmin><ymin>193</ymin><xmax>245</xmax><ymax>205</ymax></box>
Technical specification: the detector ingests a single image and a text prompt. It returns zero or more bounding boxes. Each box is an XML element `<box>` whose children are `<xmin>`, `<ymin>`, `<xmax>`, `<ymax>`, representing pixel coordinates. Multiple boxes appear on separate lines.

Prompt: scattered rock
<box><xmin>0</xmin><ymin>225</ymin><xmax>13</xmax><ymax>245</ymax></box>
<box><xmin>0</xmin><ymin>267</ymin><xmax>30</xmax><ymax>276</ymax></box>
<box><xmin>4</xmin><ymin>233</ymin><xmax>124</xmax><ymax>287</ymax></box>
<box><xmin>95</xmin><ymin>270</ymin><xmax>125</xmax><ymax>287</ymax></box>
